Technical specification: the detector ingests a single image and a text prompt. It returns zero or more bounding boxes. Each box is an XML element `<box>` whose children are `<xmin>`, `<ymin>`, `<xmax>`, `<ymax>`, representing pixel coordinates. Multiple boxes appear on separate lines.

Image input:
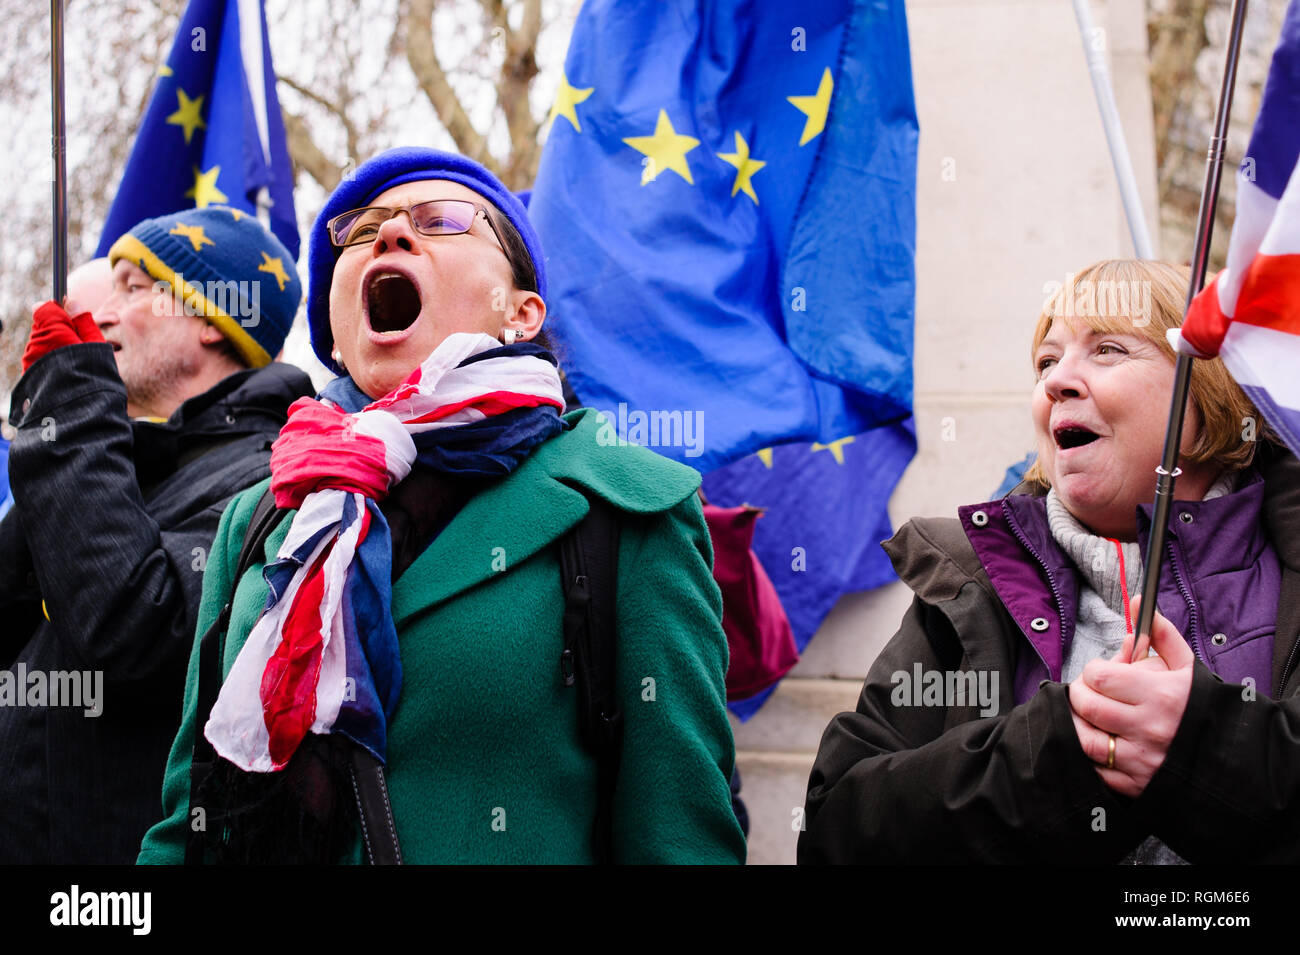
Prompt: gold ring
<box><xmin>1106</xmin><ymin>733</ymin><xmax>1117</xmax><ymax>770</ymax></box>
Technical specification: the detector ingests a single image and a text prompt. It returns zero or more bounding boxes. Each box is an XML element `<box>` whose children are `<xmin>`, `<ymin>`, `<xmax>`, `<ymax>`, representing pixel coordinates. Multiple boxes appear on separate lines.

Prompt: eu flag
<box><xmin>703</xmin><ymin>421</ymin><xmax>915</xmax><ymax>719</ymax></box>
<box><xmin>95</xmin><ymin>0</ymin><xmax>298</xmax><ymax>258</ymax></box>
<box><xmin>529</xmin><ymin>0</ymin><xmax>918</xmax><ymax>471</ymax></box>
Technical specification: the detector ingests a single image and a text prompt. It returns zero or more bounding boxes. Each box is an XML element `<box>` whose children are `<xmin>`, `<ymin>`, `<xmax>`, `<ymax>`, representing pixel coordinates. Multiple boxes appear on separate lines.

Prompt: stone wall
<box><xmin>1153</xmin><ymin>0</ymin><xmax>1288</xmax><ymax>267</ymax></box>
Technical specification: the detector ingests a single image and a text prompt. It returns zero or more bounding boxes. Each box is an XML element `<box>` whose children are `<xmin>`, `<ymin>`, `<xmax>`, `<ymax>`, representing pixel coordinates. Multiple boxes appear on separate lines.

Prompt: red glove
<box><xmin>22</xmin><ymin>300</ymin><xmax>105</xmax><ymax>372</ymax></box>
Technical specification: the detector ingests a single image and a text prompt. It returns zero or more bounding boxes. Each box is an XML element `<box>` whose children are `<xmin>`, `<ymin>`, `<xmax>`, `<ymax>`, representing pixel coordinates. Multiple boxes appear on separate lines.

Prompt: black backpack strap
<box><xmin>185</xmin><ymin>486</ymin><xmax>282</xmax><ymax>865</ymax></box>
<box><xmin>559</xmin><ymin>496</ymin><xmax>623</xmax><ymax>865</ymax></box>
<box><xmin>347</xmin><ymin>746</ymin><xmax>404</xmax><ymax>865</ymax></box>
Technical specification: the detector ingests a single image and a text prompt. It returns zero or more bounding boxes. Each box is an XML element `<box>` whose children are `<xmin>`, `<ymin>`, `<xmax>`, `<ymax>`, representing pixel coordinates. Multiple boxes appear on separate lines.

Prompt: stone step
<box><xmin>734</xmin><ymin>751</ymin><xmax>815</xmax><ymax>866</ymax></box>
<box><xmin>730</xmin><ymin>677</ymin><xmax>864</xmax><ymax>753</ymax></box>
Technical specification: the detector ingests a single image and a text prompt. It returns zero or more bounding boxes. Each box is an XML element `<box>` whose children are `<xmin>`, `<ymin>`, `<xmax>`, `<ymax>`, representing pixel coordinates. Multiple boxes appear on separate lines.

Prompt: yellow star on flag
<box><xmin>157</xmin><ymin>65</ymin><xmax>173</xmax><ymax>77</ymax></box>
<box><xmin>547</xmin><ymin>72</ymin><xmax>594</xmax><ymax>132</ymax></box>
<box><xmin>185</xmin><ymin>165</ymin><xmax>227</xmax><ymax>208</ymax></box>
<box><xmin>623</xmin><ymin>110</ymin><xmax>700</xmax><ymax>185</ymax></box>
<box><xmin>258</xmin><ymin>252</ymin><xmax>290</xmax><ymax>292</ymax></box>
<box><xmin>223</xmin><ymin>206</ymin><xmax>245</xmax><ymax>222</ymax></box>
<box><xmin>811</xmin><ymin>435</ymin><xmax>856</xmax><ymax>465</ymax></box>
<box><xmin>787</xmin><ymin>67</ymin><xmax>833</xmax><ymax>147</ymax></box>
<box><xmin>166</xmin><ymin>88</ymin><xmax>207</xmax><ymax>145</ymax></box>
<box><xmin>717</xmin><ymin>131</ymin><xmax>766</xmax><ymax>204</ymax></box>
<box><xmin>169</xmin><ymin>222</ymin><xmax>214</xmax><ymax>252</ymax></box>
<box><xmin>756</xmin><ymin>447</ymin><xmax>774</xmax><ymax>468</ymax></box>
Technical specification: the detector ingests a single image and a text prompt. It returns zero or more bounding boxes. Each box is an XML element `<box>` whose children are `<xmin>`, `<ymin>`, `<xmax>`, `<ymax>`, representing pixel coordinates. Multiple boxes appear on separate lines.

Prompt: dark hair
<box><xmin>485</xmin><ymin>204</ymin><xmax>563</xmax><ymax>359</ymax></box>
<box><xmin>484</xmin><ymin>205</ymin><xmax>538</xmax><ymax>295</ymax></box>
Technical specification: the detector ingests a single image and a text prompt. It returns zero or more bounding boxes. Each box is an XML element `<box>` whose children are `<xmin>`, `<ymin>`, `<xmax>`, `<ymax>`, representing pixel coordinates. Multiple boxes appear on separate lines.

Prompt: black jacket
<box><xmin>0</xmin><ymin>343</ymin><xmax>312</xmax><ymax>863</ymax></box>
<box><xmin>798</xmin><ymin>443</ymin><xmax>1300</xmax><ymax>864</ymax></box>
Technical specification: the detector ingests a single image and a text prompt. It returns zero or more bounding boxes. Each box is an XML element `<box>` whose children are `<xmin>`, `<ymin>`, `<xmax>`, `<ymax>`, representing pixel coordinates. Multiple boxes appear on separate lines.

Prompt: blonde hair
<box><xmin>1023</xmin><ymin>259</ymin><xmax>1271</xmax><ymax>491</ymax></box>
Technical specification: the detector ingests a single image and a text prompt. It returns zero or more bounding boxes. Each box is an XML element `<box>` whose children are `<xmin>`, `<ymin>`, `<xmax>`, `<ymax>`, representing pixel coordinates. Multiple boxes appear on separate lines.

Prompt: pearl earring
<box><xmin>332</xmin><ymin>349</ymin><xmax>347</xmax><ymax>371</ymax></box>
<box><xmin>501</xmin><ymin>329</ymin><xmax>519</xmax><ymax>345</ymax></box>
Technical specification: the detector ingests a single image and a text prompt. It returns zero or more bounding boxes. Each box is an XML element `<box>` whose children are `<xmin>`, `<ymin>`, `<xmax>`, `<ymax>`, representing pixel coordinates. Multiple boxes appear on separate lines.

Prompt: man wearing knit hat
<box><xmin>0</xmin><ymin>206</ymin><xmax>314</xmax><ymax>863</ymax></box>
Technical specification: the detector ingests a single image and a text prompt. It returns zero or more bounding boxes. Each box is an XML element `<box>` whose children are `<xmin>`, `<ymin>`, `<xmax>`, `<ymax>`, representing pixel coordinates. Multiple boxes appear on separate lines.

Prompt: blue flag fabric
<box><xmin>703</xmin><ymin>421</ymin><xmax>915</xmax><ymax>720</ymax></box>
<box><xmin>994</xmin><ymin>452</ymin><xmax>1038</xmax><ymax>499</ymax></box>
<box><xmin>0</xmin><ymin>436</ymin><xmax>11</xmax><ymax>522</ymax></box>
<box><xmin>96</xmin><ymin>0</ymin><xmax>298</xmax><ymax>258</ymax></box>
<box><xmin>529</xmin><ymin>0</ymin><xmax>918</xmax><ymax>471</ymax></box>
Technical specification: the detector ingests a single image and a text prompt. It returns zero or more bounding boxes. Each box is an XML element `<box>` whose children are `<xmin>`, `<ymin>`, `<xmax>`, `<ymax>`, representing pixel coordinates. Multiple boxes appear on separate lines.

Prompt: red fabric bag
<box><xmin>702</xmin><ymin>502</ymin><xmax>799</xmax><ymax>701</ymax></box>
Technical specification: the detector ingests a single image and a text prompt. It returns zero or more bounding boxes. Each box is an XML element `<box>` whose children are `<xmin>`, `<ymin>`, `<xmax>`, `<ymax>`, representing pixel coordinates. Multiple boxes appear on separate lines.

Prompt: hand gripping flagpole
<box><xmin>1132</xmin><ymin>0</ymin><xmax>1250</xmax><ymax>661</ymax></box>
<box><xmin>50</xmin><ymin>0</ymin><xmax>68</xmax><ymax>302</ymax></box>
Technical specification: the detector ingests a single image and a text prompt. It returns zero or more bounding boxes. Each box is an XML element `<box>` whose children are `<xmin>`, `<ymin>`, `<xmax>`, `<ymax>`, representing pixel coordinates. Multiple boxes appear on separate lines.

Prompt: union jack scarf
<box><xmin>204</xmin><ymin>332</ymin><xmax>565</xmax><ymax>773</ymax></box>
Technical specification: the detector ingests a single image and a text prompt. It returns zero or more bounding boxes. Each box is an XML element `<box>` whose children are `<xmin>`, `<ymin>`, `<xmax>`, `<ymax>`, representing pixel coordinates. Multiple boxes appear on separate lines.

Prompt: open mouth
<box><xmin>1054</xmin><ymin>424</ymin><xmax>1100</xmax><ymax>450</ymax></box>
<box><xmin>365</xmin><ymin>272</ymin><xmax>421</xmax><ymax>334</ymax></box>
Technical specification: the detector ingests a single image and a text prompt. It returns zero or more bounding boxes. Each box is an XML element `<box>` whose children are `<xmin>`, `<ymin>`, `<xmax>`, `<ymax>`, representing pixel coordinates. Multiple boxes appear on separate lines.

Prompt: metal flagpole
<box><xmin>1132</xmin><ymin>0</ymin><xmax>1250</xmax><ymax>659</ymax></box>
<box><xmin>1072</xmin><ymin>0</ymin><xmax>1156</xmax><ymax>259</ymax></box>
<box><xmin>50</xmin><ymin>0</ymin><xmax>68</xmax><ymax>302</ymax></box>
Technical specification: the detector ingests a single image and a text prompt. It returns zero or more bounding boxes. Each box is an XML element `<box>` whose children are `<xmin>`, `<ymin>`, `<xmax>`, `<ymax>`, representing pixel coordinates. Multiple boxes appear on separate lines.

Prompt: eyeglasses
<box><xmin>327</xmin><ymin>199</ymin><xmax>510</xmax><ymax>256</ymax></box>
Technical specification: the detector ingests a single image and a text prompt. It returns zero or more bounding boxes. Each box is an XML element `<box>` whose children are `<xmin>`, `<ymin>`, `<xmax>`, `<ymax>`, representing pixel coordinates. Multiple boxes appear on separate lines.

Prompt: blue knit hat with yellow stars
<box><xmin>108</xmin><ymin>206</ymin><xmax>301</xmax><ymax>368</ymax></box>
<box><xmin>306</xmin><ymin>147</ymin><xmax>547</xmax><ymax>374</ymax></box>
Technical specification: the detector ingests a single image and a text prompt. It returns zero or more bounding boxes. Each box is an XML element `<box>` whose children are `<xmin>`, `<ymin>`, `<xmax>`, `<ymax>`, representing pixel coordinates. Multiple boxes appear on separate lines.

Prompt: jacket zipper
<box><xmin>1281</xmin><ymin>635</ymin><xmax>1300</xmax><ymax>696</ymax></box>
<box><xmin>1164</xmin><ymin>539</ymin><xmax>1201</xmax><ymax>662</ymax></box>
<box><xmin>1002</xmin><ymin>505</ymin><xmax>1069</xmax><ymax>668</ymax></box>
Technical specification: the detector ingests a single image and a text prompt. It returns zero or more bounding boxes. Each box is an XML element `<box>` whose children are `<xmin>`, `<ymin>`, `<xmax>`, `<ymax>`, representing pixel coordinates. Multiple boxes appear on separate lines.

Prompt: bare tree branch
<box><xmin>518</xmin><ymin>0</ymin><xmax>542</xmax><ymax>49</ymax></box>
<box><xmin>281</xmin><ymin>77</ymin><xmax>357</xmax><ymax>146</ymax></box>
<box><xmin>406</xmin><ymin>0</ymin><xmax>494</xmax><ymax>169</ymax></box>
<box><xmin>482</xmin><ymin>0</ymin><xmax>507</xmax><ymax>36</ymax></box>
<box><xmin>495</xmin><ymin>0</ymin><xmax>542</xmax><ymax>186</ymax></box>
<box><xmin>283</xmin><ymin>108</ymin><xmax>343</xmax><ymax>192</ymax></box>
<box><xmin>280</xmin><ymin>73</ymin><xmax>361</xmax><ymax>162</ymax></box>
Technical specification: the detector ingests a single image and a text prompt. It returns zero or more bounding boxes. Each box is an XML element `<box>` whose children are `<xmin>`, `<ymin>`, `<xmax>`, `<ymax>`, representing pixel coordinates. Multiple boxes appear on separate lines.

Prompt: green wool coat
<box><xmin>138</xmin><ymin>408</ymin><xmax>746</xmax><ymax>864</ymax></box>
